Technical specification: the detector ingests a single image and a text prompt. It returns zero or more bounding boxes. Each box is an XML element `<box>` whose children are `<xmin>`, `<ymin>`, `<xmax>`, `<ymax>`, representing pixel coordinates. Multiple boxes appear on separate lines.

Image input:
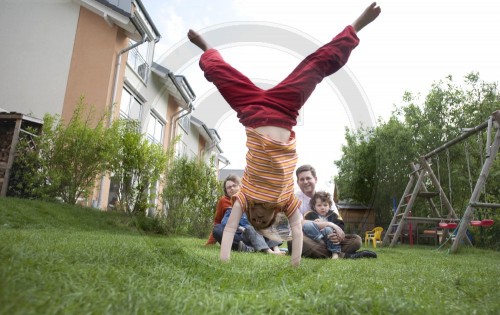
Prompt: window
<box><xmin>176</xmin><ymin>140</ymin><xmax>188</xmax><ymax>157</ymax></box>
<box><xmin>120</xmin><ymin>87</ymin><xmax>143</xmax><ymax>121</ymax></box>
<box><xmin>147</xmin><ymin>112</ymin><xmax>165</xmax><ymax>144</ymax></box>
<box><xmin>179</xmin><ymin>115</ymin><xmax>190</xmax><ymax>134</ymax></box>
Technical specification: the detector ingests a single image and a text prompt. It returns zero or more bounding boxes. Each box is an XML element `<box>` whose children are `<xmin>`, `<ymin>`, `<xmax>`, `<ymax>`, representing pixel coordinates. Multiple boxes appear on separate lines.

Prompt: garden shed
<box><xmin>338</xmin><ymin>202</ymin><xmax>375</xmax><ymax>235</ymax></box>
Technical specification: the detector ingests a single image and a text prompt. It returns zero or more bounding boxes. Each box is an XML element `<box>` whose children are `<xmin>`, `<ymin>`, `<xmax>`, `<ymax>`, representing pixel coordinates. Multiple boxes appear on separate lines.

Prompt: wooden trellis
<box><xmin>0</xmin><ymin>112</ymin><xmax>43</xmax><ymax>197</ymax></box>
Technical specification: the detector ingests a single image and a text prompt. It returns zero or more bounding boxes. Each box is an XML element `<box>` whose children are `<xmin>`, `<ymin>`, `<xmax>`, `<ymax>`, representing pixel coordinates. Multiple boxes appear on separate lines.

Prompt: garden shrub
<box><xmin>8</xmin><ymin>97</ymin><xmax>117</xmax><ymax>204</ymax></box>
<box><xmin>162</xmin><ymin>155</ymin><xmax>221</xmax><ymax>237</ymax></box>
<box><xmin>109</xmin><ymin>120</ymin><xmax>170</xmax><ymax>215</ymax></box>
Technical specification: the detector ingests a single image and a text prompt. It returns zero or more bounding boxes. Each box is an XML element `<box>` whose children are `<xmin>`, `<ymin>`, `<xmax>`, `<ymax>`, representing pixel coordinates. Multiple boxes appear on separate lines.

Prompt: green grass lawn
<box><xmin>1</xmin><ymin>197</ymin><xmax>499</xmax><ymax>315</ymax></box>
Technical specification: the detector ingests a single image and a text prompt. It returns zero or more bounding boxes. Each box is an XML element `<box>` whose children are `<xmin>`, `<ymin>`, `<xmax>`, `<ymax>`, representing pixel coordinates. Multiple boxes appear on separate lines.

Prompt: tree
<box><xmin>334</xmin><ymin>118</ymin><xmax>417</xmax><ymax>224</ymax></box>
<box><xmin>334</xmin><ymin>126</ymin><xmax>377</xmax><ymax>204</ymax></box>
<box><xmin>334</xmin><ymin>73</ymin><xmax>500</xmax><ymax>234</ymax></box>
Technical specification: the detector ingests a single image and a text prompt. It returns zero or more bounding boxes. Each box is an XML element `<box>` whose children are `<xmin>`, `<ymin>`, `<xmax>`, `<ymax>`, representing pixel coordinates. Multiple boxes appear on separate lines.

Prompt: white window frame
<box><xmin>147</xmin><ymin>110</ymin><xmax>165</xmax><ymax>145</ymax></box>
<box><xmin>119</xmin><ymin>86</ymin><xmax>144</xmax><ymax>121</ymax></box>
<box><xmin>178</xmin><ymin>115</ymin><xmax>190</xmax><ymax>134</ymax></box>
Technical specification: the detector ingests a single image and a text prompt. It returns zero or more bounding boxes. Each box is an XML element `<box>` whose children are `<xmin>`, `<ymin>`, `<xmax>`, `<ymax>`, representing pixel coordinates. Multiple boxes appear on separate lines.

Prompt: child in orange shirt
<box><xmin>188</xmin><ymin>2</ymin><xmax>381</xmax><ymax>266</ymax></box>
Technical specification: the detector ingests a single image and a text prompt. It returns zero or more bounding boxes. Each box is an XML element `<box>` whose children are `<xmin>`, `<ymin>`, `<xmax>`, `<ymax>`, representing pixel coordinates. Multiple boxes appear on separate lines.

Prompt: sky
<box><xmin>142</xmin><ymin>0</ymin><xmax>500</xmax><ymax>191</ymax></box>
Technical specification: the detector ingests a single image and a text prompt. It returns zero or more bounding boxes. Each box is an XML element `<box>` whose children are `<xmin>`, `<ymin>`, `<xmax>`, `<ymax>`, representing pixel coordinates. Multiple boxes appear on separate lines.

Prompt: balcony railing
<box><xmin>127</xmin><ymin>46</ymin><xmax>149</xmax><ymax>82</ymax></box>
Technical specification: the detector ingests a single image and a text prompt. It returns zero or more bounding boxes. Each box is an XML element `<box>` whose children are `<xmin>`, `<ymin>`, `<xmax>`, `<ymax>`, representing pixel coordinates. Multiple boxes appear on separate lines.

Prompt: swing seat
<box><xmin>481</xmin><ymin>219</ymin><xmax>494</xmax><ymax>227</ymax></box>
<box><xmin>439</xmin><ymin>222</ymin><xmax>457</xmax><ymax>229</ymax></box>
<box><xmin>446</xmin><ymin>223</ymin><xmax>458</xmax><ymax>229</ymax></box>
<box><xmin>470</xmin><ymin>220</ymin><xmax>482</xmax><ymax>227</ymax></box>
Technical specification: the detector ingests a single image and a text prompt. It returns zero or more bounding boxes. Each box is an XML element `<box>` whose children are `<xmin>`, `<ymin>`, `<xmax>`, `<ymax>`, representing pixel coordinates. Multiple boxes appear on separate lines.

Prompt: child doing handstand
<box><xmin>303</xmin><ymin>191</ymin><xmax>344</xmax><ymax>259</ymax></box>
<box><xmin>188</xmin><ymin>2</ymin><xmax>381</xmax><ymax>267</ymax></box>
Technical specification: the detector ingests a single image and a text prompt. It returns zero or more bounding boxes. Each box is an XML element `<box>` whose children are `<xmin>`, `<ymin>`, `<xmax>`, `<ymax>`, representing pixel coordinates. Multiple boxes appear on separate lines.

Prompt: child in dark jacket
<box><xmin>303</xmin><ymin>191</ymin><xmax>344</xmax><ymax>259</ymax></box>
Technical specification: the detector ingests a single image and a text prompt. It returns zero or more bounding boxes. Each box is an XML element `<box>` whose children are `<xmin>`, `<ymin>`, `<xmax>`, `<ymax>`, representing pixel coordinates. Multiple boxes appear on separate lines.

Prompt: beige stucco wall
<box><xmin>62</xmin><ymin>6</ymin><xmax>128</xmax><ymax>124</ymax></box>
<box><xmin>0</xmin><ymin>0</ymin><xmax>79</xmax><ymax>119</ymax></box>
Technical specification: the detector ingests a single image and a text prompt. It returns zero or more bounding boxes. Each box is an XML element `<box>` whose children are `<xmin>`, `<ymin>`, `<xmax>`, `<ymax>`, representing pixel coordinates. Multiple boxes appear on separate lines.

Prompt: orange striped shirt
<box><xmin>232</xmin><ymin>128</ymin><xmax>301</xmax><ymax>218</ymax></box>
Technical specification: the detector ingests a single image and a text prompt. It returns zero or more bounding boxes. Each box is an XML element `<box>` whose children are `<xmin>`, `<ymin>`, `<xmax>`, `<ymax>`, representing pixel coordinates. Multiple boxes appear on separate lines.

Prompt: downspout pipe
<box><xmin>96</xmin><ymin>1</ymin><xmax>161</xmax><ymax>209</ymax></box>
<box><xmin>96</xmin><ymin>36</ymin><xmax>147</xmax><ymax>209</ymax></box>
<box><xmin>219</xmin><ymin>158</ymin><xmax>230</xmax><ymax>170</ymax></box>
<box><xmin>108</xmin><ymin>34</ymin><xmax>147</xmax><ymax>125</ymax></box>
<box><xmin>169</xmin><ymin>107</ymin><xmax>185</xmax><ymax>142</ymax></box>
<box><xmin>170</xmin><ymin>106</ymin><xmax>193</xmax><ymax>145</ymax></box>
<box><xmin>167</xmin><ymin>71</ymin><xmax>194</xmax><ymax>144</ymax></box>
<box><xmin>203</xmin><ymin>129</ymin><xmax>219</xmax><ymax>153</ymax></box>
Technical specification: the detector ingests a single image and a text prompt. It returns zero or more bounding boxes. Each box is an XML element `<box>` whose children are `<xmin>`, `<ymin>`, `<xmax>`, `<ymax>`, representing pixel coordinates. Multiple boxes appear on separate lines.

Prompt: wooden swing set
<box><xmin>382</xmin><ymin>110</ymin><xmax>500</xmax><ymax>253</ymax></box>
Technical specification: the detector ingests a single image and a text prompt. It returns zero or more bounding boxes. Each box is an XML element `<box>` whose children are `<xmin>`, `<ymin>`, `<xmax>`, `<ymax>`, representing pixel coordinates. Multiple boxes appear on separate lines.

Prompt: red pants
<box><xmin>199</xmin><ymin>25</ymin><xmax>360</xmax><ymax>131</ymax></box>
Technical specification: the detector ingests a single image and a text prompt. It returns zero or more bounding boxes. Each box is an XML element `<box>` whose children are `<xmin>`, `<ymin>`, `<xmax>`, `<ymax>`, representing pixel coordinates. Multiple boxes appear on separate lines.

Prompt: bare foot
<box><xmin>274</xmin><ymin>247</ymin><xmax>286</xmax><ymax>255</ymax></box>
<box><xmin>351</xmin><ymin>2</ymin><xmax>381</xmax><ymax>33</ymax></box>
<box><xmin>268</xmin><ymin>250</ymin><xmax>285</xmax><ymax>256</ymax></box>
<box><xmin>187</xmin><ymin>29</ymin><xmax>211</xmax><ymax>51</ymax></box>
<box><xmin>265</xmin><ymin>247</ymin><xmax>285</xmax><ymax>255</ymax></box>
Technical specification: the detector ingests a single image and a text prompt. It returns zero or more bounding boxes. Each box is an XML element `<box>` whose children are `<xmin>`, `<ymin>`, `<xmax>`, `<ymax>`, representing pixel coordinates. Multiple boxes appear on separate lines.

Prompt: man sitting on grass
<box><xmin>293</xmin><ymin>164</ymin><xmax>377</xmax><ymax>259</ymax></box>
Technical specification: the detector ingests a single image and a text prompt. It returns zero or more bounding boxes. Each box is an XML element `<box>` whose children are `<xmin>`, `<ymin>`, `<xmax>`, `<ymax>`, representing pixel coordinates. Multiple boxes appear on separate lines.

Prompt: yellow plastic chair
<box><xmin>365</xmin><ymin>227</ymin><xmax>384</xmax><ymax>248</ymax></box>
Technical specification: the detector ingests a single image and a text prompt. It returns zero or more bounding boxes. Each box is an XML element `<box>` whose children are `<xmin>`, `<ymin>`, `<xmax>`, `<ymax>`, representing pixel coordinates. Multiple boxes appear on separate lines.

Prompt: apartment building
<box><xmin>0</xmin><ymin>0</ymin><xmax>225</xmax><ymax>209</ymax></box>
